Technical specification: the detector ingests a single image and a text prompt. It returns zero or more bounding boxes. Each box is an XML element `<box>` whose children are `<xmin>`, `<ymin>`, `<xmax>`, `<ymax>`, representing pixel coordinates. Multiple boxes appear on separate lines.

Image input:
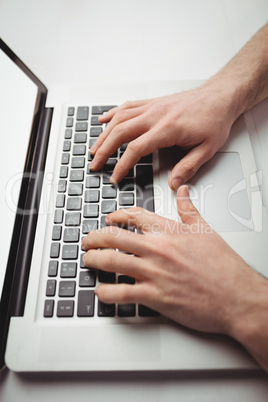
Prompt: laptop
<box><xmin>1</xmin><ymin>38</ymin><xmax>268</xmax><ymax>372</ymax></box>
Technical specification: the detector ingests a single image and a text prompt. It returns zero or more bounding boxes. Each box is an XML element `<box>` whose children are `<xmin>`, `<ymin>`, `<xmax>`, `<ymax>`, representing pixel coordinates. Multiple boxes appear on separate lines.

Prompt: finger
<box><xmin>176</xmin><ymin>185</ymin><xmax>207</xmax><ymax>226</ymax></box>
<box><xmin>168</xmin><ymin>146</ymin><xmax>212</xmax><ymax>191</ymax></box>
<box><xmin>106</xmin><ymin>207</ymin><xmax>178</xmax><ymax>235</ymax></box>
<box><xmin>95</xmin><ymin>282</ymin><xmax>148</xmax><ymax>305</ymax></box>
<box><xmin>90</xmin><ymin>114</ymin><xmax>149</xmax><ymax>172</ymax></box>
<box><xmin>82</xmin><ymin>226</ymin><xmax>147</xmax><ymax>256</ymax></box>
<box><xmin>98</xmin><ymin>99</ymin><xmax>150</xmax><ymax>123</ymax></box>
<box><xmin>84</xmin><ymin>249</ymin><xmax>146</xmax><ymax>279</ymax></box>
<box><xmin>90</xmin><ymin>105</ymin><xmax>146</xmax><ymax>154</ymax></box>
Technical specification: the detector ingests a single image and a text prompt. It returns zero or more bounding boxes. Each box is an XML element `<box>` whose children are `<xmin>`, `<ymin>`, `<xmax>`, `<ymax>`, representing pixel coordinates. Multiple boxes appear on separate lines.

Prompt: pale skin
<box><xmin>83</xmin><ymin>24</ymin><xmax>268</xmax><ymax>372</ymax></box>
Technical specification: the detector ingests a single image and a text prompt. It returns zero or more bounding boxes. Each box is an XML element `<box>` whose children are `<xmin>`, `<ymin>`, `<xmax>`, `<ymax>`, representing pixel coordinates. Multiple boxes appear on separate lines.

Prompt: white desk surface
<box><xmin>0</xmin><ymin>0</ymin><xmax>268</xmax><ymax>400</ymax></box>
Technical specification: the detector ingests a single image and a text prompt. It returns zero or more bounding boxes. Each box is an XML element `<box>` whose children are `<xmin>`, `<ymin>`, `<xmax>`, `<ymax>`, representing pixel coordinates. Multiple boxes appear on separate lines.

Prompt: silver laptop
<box><xmin>1</xmin><ymin>38</ymin><xmax>268</xmax><ymax>372</ymax></box>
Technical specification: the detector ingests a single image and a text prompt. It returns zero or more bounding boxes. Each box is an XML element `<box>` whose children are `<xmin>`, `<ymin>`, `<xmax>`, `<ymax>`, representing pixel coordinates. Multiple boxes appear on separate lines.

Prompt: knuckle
<box><xmin>181</xmin><ymin>160</ymin><xmax>197</xmax><ymax>179</ymax></box>
<box><xmin>127</xmin><ymin>140</ymin><xmax>142</xmax><ymax>154</ymax></box>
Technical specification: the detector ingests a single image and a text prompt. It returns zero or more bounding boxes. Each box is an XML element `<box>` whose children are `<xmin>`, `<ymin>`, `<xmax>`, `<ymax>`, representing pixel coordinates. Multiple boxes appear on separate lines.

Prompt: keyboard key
<box><xmin>120</xmin><ymin>143</ymin><xmax>128</xmax><ymax>151</ymax></box>
<box><xmin>71</xmin><ymin>157</ymin><xmax>85</xmax><ymax>168</ymax></box>
<box><xmin>63</xmin><ymin>140</ymin><xmax>71</xmax><ymax>152</ymax></box>
<box><xmin>46</xmin><ymin>279</ymin><xmax>56</xmax><ymax>296</ymax></box>
<box><xmin>138</xmin><ymin>305</ymin><xmax>159</xmax><ymax>317</ymax></box>
<box><xmin>73</xmin><ymin>144</ymin><xmax>86</xmax><ymax>155</ymax></box>
<box><xmin>58</xmin><ymin>180</ymin><xmax>67</xmax><ymax>193</ymax></box>
<box><xmin>90</xmin><ymin>127</ymin><xmax>102</xmax><ymax>137</ymax></box>
<box><xmin>82</xmin><ymin>219</ymin><xmax>98</xmax><ymax>234</ymax></box>
<box><xmin>102</xmin><ymin>186</ymin><xmax>117</xmax><ymax>199</ymax></box>
<box><xmin>100</xmin><ymin>215</ymin><xmax>108</xmax><ymax>228</ymax></box>
<box><xmin>118</xmin><ymin>304</ymin><xmax>135</xmax><ymax>317</ymax></box>
<box><xmin>68</xmin><ymin>183</ymin><xmax>83</xmax><ymax>196</ymax></box>
<box><xmin>119</xmin><ymin>193</ymin><xmax>134</xmax><ymax>206</ymax></box>
<box><xmin>54</xmin><ymin>209</ymin><xmax>64</xmax><ymax>224</ymax></box>
<box><xmin>80</xmin><ymin>253</ymin><xmax>86</xmax><ymax>268</ymax></box>
<box><xmin>70</xmin><ymin>169</ymin><xmax>84</xmax><ymax>182</ymax></box>
<box><xmin>52</xmin><ymin>225</ymin><xmax>62</xmax><ymax>241</ymax></box>
<box><xmin>63</xmin><ymin>227</ymin><xmax>80</xmax><ymax>242</ymax></box>
<box><xmin>65</xmin><ymin>129</ymin><xmax>72</xmax><ymax>139</ymax></box>
<box><xmin>118</xmin><ymin>275</ymin><xmax>135</xmax><ymax>285</ymax></box>
<box><xmin>91</xmin><ymin>116</ymin><xmax>102</xmax><ymax>126</ymax></box>
<box><xmin>60</xmin><ymin>262</ymin><xmax>77</xmax><ymax>278</ymax></box>
<box><xmin>75</xmin><ymin>122</ymin><xmax>88</xmax><ymax>131</ymax></box>
<box><xmin>66</xmin><ymin>117</ymin><xmax>73</xmax><ymax>127</ymax></box>
<box><xmin>101</xmin><ymin>200</ymin><xmax>117</xmax><ymax>214</ymax></box>
<box><xmin>56</xmin><ymin>193</ymin><xmax>65</xmax><ymax>208</ymax></box>
<box><xmin>50</xmin><ymin>242</ymin><xmax>60</xmax><ymax>258</ymax></box>
<box><xmin>62</xmin><ymin>245</ymin><xmax>78</xmax><ymax>260</ymax></box>
<box><xmin>92</xmin><ymin>105</ymin><xmax>117</xmax><ymax>115</ymax></box>
<box><xmin>59</xmin><ymin>166</ymin><xmax>68</xmax><ymax>178</ymax></box>
<box><xmin>77</xmin><ymin>106</ymin><xmax>89</xmax><ymax>120</ymax></box>
<box><xmin>136</xmin><ymin>165</ymin><xmax>154</xmax><ymax>212</ymax></box>
<box><xmin>58</xmin><ymin>280</ymin><xmax>76</xmax><ymax>297</ymax></box>
<box><xmin>83</xmin><ymin>204</ymin><xmax>99</xmax><ymax>218</ymax></box>
<box><xmin>57</xmin><ymin>300</ymin><xmax>74</xmax><ymax>317</ymax></box>
<box><xmin>103</xmin><ymin>159</ymin><xmax>117</xmax><ymax>172</ymax></box>
<box><xmin>67</xmin><ymin>107</ymin><xmax>75</xmax><ymax>116</ymax></box>
<box><xmin>137</xmin><ymin>154</ymin><xmax>153</xmax><ymax>164</ymax></box>
<box><xmin>44</xmin><ymin>300</ymin><xmax>54</xmax><ymax>317</ymax></box>
<box><xmin>74</xmin><ymin>133</ymin><xmax>87</xmax><ymax>143</ymax></box>
<box><xmin>66</xmin><ymin>197</ymin><xmax>82</xmax><ymax>210</ymax></box>
<box><xmin>65</xmin><ymin>212</ymin><xmax>81</xmax><ymax>226</ymax></box>
<box><xmin>86</xmin><ymin>175</ymin><xmax>100</xmax><ymax>188</ymax></box>
<box><xmin>98</xmin><ymin>270</ymin><xmax>116</xmax><ymax>283</ymax></box>
<box><xmin>119</xmin><ymin>179</ymin><xmax>134</xmax><ymax>191</ymax></box>
<box><xmin>84</xmin><ymin>189</ymin><xmax>100</xmax><ymax>203</ymax></box>
<box><xmin>48</xmin><ymin>260</ymin><xmax>58</xmax><ymax>277</ymax></box>
<box><xmin>103</xmin><ymin>173</ymin><xmax>112</xmax><ymax>184</ymax></box>
<box><xmin>89</xmin><ymin>138</ymin><xmax>97</xmax><ymax>148</ymax></box>
<box><xmin>77</xmin><ymin>290</ymin><xmax>95</xmax><ymax>317</ymax></box>
<box><xmin>98</xmin><ymin>300</ymin><xmax>115</xmax><ymax>317</ymax></box>
<box><xmin>61</xmin><ymin>153</ymin><xmax>70</xmax><ymax>164</ymax></box>
<box><xmin>79</xmin><ymin>271</ymin><xmax>96</xmax><ymax>287</ymax></box>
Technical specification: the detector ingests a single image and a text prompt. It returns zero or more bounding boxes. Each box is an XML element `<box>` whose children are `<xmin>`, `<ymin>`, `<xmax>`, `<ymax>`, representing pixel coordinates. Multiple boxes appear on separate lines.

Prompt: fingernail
<box><xmin>172</xmin><ymin>177</ymin><xmax>183</xmax><ymax>191</ymax></box>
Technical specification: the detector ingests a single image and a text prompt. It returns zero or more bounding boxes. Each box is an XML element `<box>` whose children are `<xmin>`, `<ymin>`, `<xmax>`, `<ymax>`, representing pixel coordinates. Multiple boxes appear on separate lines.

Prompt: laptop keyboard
<box><xmin>44</xmin><ymin>106</ymin><xmax>159</xmax><ymax>319</ymax></box>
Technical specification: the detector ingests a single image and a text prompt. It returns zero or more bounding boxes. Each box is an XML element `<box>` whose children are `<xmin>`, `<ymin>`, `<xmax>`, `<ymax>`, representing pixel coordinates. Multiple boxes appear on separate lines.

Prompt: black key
<box><xmin>119</xmin><ymin>193</ymin><xmax>134</xmax><ymax>206</ymax></box>
<box><xmin>138</xmin><ymin>304</ymin><xmax>159</xmax><ymax>317</ymax></box>
<box><xmin>71</xmin><ymin>157</ymin><xmax>85</xmax><ymax>168</ymax></box>
<box><xmin>118</xmin><ymin>304</ymin><xmax>135</xmax><ymax>317</ymax></box>
<box><xmin>66</xmin><ymin>197</ymin><xmax>82</xmax><ymax>211</ymax></box>
<box><xmin>126</xmin><ymin>168</ymin><xmax>134</xmax><ymax>177</ymax></box>
<box><xmin>48</xmin><ymin>260</ymin><xmax>58</xmax><ymax>277</ymax></box>
<box><xmin>57</xmin><ymin>300</ymin><xmax>74</xmax><ymax>317</ymax></box>
<box><xmin>59</xmin><ymin>165</ymin><xmax>68</xmax><ymax>178</ymax></box>
<box><xmin>66</xmin><ymin>117</ymin><xmax>73</xmax><ymax>127</ymax></box>
<box><xmin>58</xmin><ymin>180</ymin><xmax>67</xmax><ymax>193</ymax></box>
<box><xmin>54</xmin><ymin>209</ymin><xmax>64</xmax><ymax>224</ymax></box>
<box><xmin>119</xmin><ymin>179</ymin><xmax>134</xmax><ymax>191</ymax></box>
<box><xmin>61</xmin><ymin>153</ymin><xmax>70</xmax><ymax>164</ymax></box>
<box><xmin>68</xmin><ymin>183</ymin><xmax>83</xmax><ymax>196</ymax></box>
<box><xmin>92</xmin><ymin>105</ymin><xmax>116</xmax><ymax>115</ymax></box>
<box><xmin>98</xmin><ymin>300</ymin><xmax>115</xmax><ymax>317</ymax></box>
<box><xmin>82</xmin><ymin>219</ymin><xmax>98</xmax><ymax>234</ymax></box>
<box><xmin>58</xmin><ymin>280</ymin><xmax>76</xmax><ymax>297</ymax></box>
<box><xmin>102</xmin><ymin>186</ymin><xmax>117</xmax><ymax>199</ymax></box>
<box><xmin>103</xmin><ymin>159</ymin><xmax>117</xmax><ymax>172</ymax></box>
<box><xmin>120</xmin><ymin>143</ymin><xmax>128</xmax><ymax>151</ymax></box>
<box><xmin>84</xmin><ymin>189</ymin><xmax>100</xmax><ymax>203</ymax></box>
<box><xmin>118</xmin><ymin>275</ymin><xmax>135</xmax><ymax>284</ymax></box>
<box><xmin>56</xmin><ymin>193</ymin><xmax>65</xmax><ymax>208</ymax></box>
<box><xmin>65</xmin><ymin>128</ymin><xmax>72</xmax><ymax>139</ymax></box>
<box><xmin>52</xmin><ymin>225</ymin><xmax>62</xmax><ymax>241</ymax></box>
<box><xmin>70</xmin><ymin>169</ymin><xmax>84</xmax><ymax>182</ymax></box>
<box><xmin>88</xmin><ymin>151</ymin><xmax>94</xmax><ymax>162</ymax></box>
<box><xmin>62</xmin><ymin>245</ymin><xmax>78</xmax><ymax>260</ymax></box>
<box><xmin>136</xmin><ymin>165</ymin><xmax>154</xmax><ymax>212</ymax></box>
<box><xmin>98</xmin><ymin>270</ymin><xmax>116</xmax><ymax>283</ymax></box>
<box><xmin>77</xmin><ymin>290</ymin><xmax>95</xmax><ymax>317</ymax></box>
<box><xmin>60</xmin><ymin>262</ymin><xmax>77</xmax><ymax>278</ymax></box>
<box><xmin>91</xmin><ymin>116</ymin><xmax>102</xmax><ymax>126</ymax></box>
<box><xmin>90</xmin><ymin>127</ymin><xmax>102</xmax><ymax>137</ymax></box>
<box><xmin>74</xmin><ymin>132</ymin><xmax>87</xmax><ymax>143</ymax></box>
<box><xmin>63</xmin><ymin>140</ymin><xmax>71</xmax><ymax>152</ymax></box>
<box><xmin>63</xmin><ymin>227</ymin><xmax>80</xmax><ymax>242</ymax></box>
<box><xmin>101</xmin><ymin>200</ymin><xmax>117</xmax><ymax>214</ymax></box>
<box><xmin>67</xmin><ymin>107</ymin><xmax>75</xmax><ymax>116</ymax></box>
<box><xmin>79</xmin><ymin>271</ymin><xmax>96</xmax><ymax>287</ymax></box>
<box><xmin>73</xmin><ymin>144</ymin><xmax>86</xmax><ymax>155</ymax></box>
<box><xmin>137</xmin><ymin>154</ymin><xmax>153</xmax><ymax>164</ymax></box>
<box><xmin>46</xmin><ymin>279</ymin><xmax>56</xmax><ymax>296</ymax></box>
<box><xmin>65</xmin><ymin>212</ymin><xmax>81</xmax><ymax>226</ymax></box>
<box><xmin>50</xmin><ymin>242</ymin><xmax>60</xmax><ymax>258</ymax></box>
<box><xmin>77</xmin><ymin>106</ymin><xmax>89</xmax><ymax>120</ymax></box>
<box><xmin>44</xmin><ymin>300</ymin><xmax>54</xmax><ymax>317</ymax></box>
<box><xmin>86</xmin><ymin>175</ymin><xmax>100</xmax><ymax>188</ymax></box>
<box><xmin>75</xmin><ymin>122</ymin><xmax>88</xmax><ymax>131</ymax></box>
<box><xmin>83</xmin><ymin>204</ymin><xmax>99</xmax><ymax>218</ymax></box>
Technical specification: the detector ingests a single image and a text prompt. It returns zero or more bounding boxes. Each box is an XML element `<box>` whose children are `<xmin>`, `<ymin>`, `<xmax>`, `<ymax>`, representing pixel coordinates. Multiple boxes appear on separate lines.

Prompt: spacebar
<box><xmin>136</xmin><ymin>165</ymin><xmax>154</xmax><ymax>212</ymax></box>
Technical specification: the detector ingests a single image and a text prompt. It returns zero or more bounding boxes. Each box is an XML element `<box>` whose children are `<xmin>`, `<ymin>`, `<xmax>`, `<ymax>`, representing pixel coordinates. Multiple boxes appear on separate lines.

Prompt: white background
<box><xmin>0</xmin><ymin>0</ymin><xmax>268</xmax><ymax>400</ymax></box>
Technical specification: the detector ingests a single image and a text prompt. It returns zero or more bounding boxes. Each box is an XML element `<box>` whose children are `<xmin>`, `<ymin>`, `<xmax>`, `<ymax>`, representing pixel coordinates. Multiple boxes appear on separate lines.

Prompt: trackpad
<box><xmin>157</xmin><ymin>149</ymin><xmax>252</xmax><ymax>232</ymax></box>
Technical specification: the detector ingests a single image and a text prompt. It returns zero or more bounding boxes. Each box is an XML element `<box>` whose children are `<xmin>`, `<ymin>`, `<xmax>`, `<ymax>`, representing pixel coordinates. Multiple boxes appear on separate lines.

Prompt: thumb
<box><xmin>168</xmin><ymin>146</ymin><xmax>209</xmax><ymax>191</ymax></box>
<box><xmin>176</xmin><ymin>185</ymin><xmax>206</xmax><ymax>226</ymax></box>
